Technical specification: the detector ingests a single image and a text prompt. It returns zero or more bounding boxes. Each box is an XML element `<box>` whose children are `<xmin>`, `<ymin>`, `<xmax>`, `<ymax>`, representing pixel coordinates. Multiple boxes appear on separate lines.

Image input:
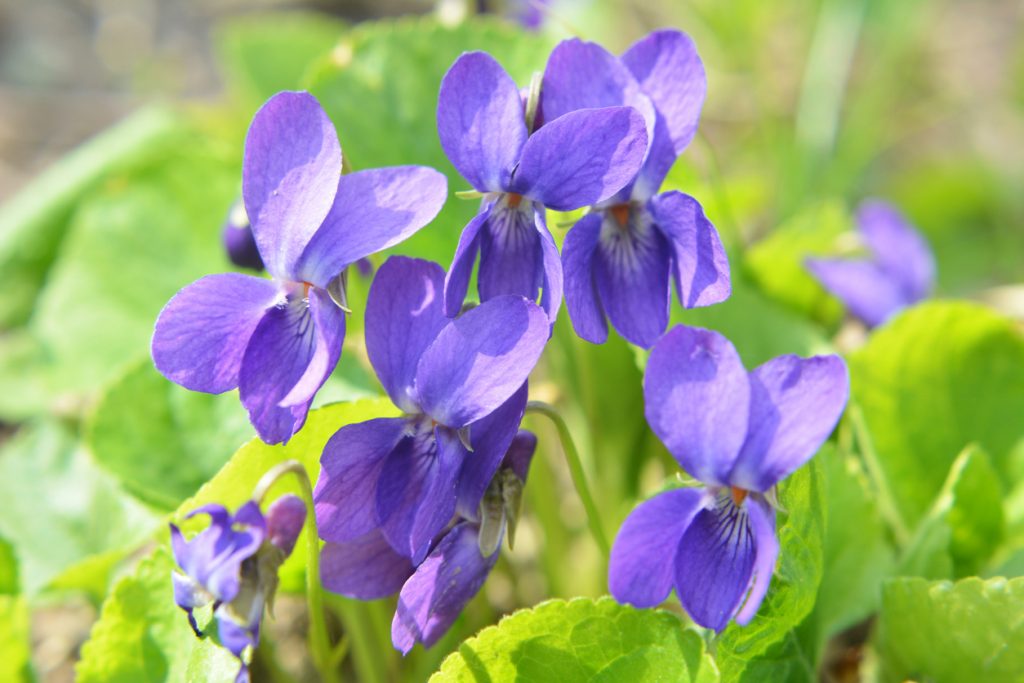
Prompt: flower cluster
<box><xmin>171</xmin><ymin>495</ymin><xmax>306</xmax><ymax>682</ymax></box>
<box><xmin>155</xmin><ymin>24</ymin><xmax>868</xmax><ymax>667</ymax></box>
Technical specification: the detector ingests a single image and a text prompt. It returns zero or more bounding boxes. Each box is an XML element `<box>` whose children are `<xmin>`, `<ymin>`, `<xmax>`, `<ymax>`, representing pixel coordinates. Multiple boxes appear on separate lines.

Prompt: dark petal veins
<box><xmin>674</xmin><ymin>493</ymin><xmax>757</xmax><ymax>631</ymax></box>
<box><xmin>593</xmin><ymin>205</ymin><xmax>672</xmax><ymax>348</ymax></box>
<box><xmin>478</xmin><ymin>198</ymin><xmax>544</xmax><ymax>305</ymax></box>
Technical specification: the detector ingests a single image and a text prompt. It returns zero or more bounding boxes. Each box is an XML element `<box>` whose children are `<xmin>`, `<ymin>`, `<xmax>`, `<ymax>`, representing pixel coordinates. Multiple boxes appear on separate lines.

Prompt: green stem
<box><xmin>847</xmin><ymin>404</ymin><xmax>910</xmax><ymax>546</ymax></box>
<box><xmin>525</xmin><ymin>401</ymin><xmax>610</xmax><ymax>558</ymax></box>
<box><xmin>328</xmin><ymin>596</ymin><xmax>388</xmax><ymax>683</ymax></box>
<box><xmin>255</xmin><ymin>460</ymin><xmax>340</xmax><ymax>683</ymax></box>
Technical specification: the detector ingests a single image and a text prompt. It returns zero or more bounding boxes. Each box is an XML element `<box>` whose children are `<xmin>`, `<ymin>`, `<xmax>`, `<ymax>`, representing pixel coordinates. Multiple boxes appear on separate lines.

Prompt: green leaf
<box><xmin>76</xmin><ymin>548</ymin><xmax>239</xmax><ymax>683</ymax></box>
<box><xmin>715</xmin><ymin>460</ymin><xmax>826</xmax><ymax>683</ymax></box>
<box><xmin>803</xmin><ymin>445</ymin><xmax>895</xmax><ymax>657</ymax></box>
<box><xmin>743</xmin><ymin>200</ymin><xmax>851</xmax><ymax>325</ymax></box>
<box><xmin>431</xmin><ymin>596</ymin><xmax>719</xmax><ymax>683</ymax></box>
<box><xmin>0</xmin><ymin>535</ymin><xmax>18</xmax><ymax>595</ymax></box>
<box><xmin>31</xmin><ymin>141</ymin><xmax>239</xmax><ymax>397</ymax></box>
<box><xmin>849</xmin><ymin>301</ymin><xmax>1024</xmax><ymax>526</ymax></box>
<box><xmin>87</xmin><ymin>360</ymin><xmax>253</xmax><ymax>510</ymax></box>
<box><xmin>173</xmin><ymin>398</ymin><xmax>398</xmax><ymax>592</ymax></box>
<box><xmin>874</xmin><ymin>576</ymin><xmax>1024</xmax><ymax>682</ymax></box>
<box><xmin>0</xmin><ymin>596</ymin><xmax>34</xmax><ymax>682</ymax></box>
<box><xmin>0</xmin><ymin>421</ymin><xmax>159</xmax><ymax>596</ymax></box>
<box><xmin>0</xmin><ymin>107</ymin><xmax>184</xmax><ymax>328</ymax></box>
<box><xmin>216</xmin><ymin>12</ymin><xmax>347</xmax><ymax>104</ymax></box>
<box><xmin>308</xmin><ymin>17</ymin><xmax>553</xmax><ymax>263</ymax></box>
<box><xmin>899</xmin><ymin>444</ymin><xmax>1005</xmax><ymax>579</ymax></box>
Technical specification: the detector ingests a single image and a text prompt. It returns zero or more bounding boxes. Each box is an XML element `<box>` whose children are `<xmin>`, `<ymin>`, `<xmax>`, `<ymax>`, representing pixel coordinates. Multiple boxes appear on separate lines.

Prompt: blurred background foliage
<box><xmin>0</xmin><ymin>0</ymin><xmax>1022</xmax><ymax>681</ymax></box>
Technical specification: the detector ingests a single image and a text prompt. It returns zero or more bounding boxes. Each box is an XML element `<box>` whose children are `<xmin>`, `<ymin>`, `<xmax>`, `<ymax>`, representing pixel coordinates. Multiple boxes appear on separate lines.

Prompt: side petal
<box><xmin>295</xmin><ymin>166</ymin><xmax>448</xmax><ymax>287</ymax></box>
<box><xmin>320</xmin><ymin>530</ymin><xmax>415</xmax><ymax>599</ymax></box>
<box><xmin>593</xmin><ymin>209</ymin><xmax>672</xmax><ymax>348</ymax></box>
<box><xmin>856</xmin><ymin>199</ymin><xmax>935</xmax><ymax>301</ymax></box>
<box><xmin>805</xmin><ymin>258</ymin><xmax>907</xmax><ymax>327</ymax></box>
<box><xmin>478</xmin><ymin>202</ymin><xmax>544</xmax><ymax>306</ymax></box>
<box><xmin>278</xmin><ymin>286</ymin><xmax>345</xmax><ymax>408</ymax></box>
<box><xmin>734</xmin><ymin>496</ymin><xmax>779</xmax><ymax>625</ymax></box>
<box><xmin>238</xmin><ymin>296</ymin><xmax>319</xmax><ymax>444</ymax></box>
<box><xmin>455</xmin><ymin>383</ymin><xmax>528</xmax><ymax>520</ymax></box>
<box><xmin>376</xmin><ymin>425</ymin><xmax>465</xmax><ymax>562</ymax></box>
<box><xmin>510</xmin><ymin>107</ymin><xmax>648</xmax><ymax>211</ymax></box>
<box><xmin>536</xmin><ymin>211</ymin><xmax>564</xmax><ymax>325</ymax></box>
<box><xmin>437</xmin><ymin>52</ymin><xmax>527</xmax><ymax>192</ymax></box>
<box><xmin>561</xmin><ymin>213</ymin><xmax>609</xmax><ymax>344</ymax></box>
<box><xmin>648</xmin><ymin>191</ymin><xmax>731</xmax><ymax>308</ymax></box>
<box><xmin>242</xmin><ymin>91</ymin><xmax>341</xmax><ymax>280</ymax></box>
<box><xmin>622</xmin><ymin>30</ymin><xmax>706</xmax><ymax>158</ymax></box>
<box><xmin>729</xmin><ymin>354</ymin><xmax>849</xmax><ymax>492</ymax></box>
<box><xmin>540</xmin><ymin>38</ymin><xmax>656</xmax><ymax>151</ymax></box>
<box><xmin>609</xmin><ymin>487</ymin><xmax>704</xmax><ymax>608</ymax></box>
<box><xmin>152</xmin><ymin>274</ymin><xmax>279</xmax><ymax>394</ymax></box>
<box><xmin>414</xmin><ymin>296</ymin><xmax>549</xmax><ymax>428</ymax></box>
<box><xmin>366</xmin><ymin>257</ymin><xmax>449</xmax><ymax>412</ymax></box>
<box><xmin>644</xmin><ymin>325</ymin><xmax>750</xmax><ymax>485</ymax></box>
<box><xmin>674</xmin><ymin>495</ymin><xmax>756</xmax><ymax>632</ymax></box>
<box><xmin>444</xmin><ymin>204</ymin><xmax>492</xmax><ymax>317</ymax></box>
<box><xmin>392</xmin><ymin>522</ymin><xmax>498</xmax><ymax>654</ymax></box>
<box><xmin>314</xmin><ymin>417</ymin><xmax>409</xmax><ymax>543</ymax></box>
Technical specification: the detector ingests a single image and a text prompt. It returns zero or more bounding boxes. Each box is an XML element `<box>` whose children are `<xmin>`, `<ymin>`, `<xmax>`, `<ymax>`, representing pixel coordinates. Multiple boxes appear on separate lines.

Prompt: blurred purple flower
<box><xmin>221</xmin><ymin>198</ymin><xmax>264</xmax><ymax>272</ymax></box>
<box><xmin>152</xmin><ymin>91</ymin><xmax>447</xmax><ymax>444</ymax></box>
<box><xmin>170</xmin><ymin>495</ymin><xmax>306</xmax><ymax>683</ymax></box>
<box><xmin>806</xmin><ymin>200</ymin><xmax>935</xmax><ymax>328</ymax></box>
<box><xmin>540</xmin><ymin>32</ymin><xmax>731</xmax><ymax>348</ymax></box>
<box><xmin>437</xmin><ymin>51</ymin><xmax>649</xmax><ymax>323</ymax></box>
<box><xmin>314</xmin><ymin>257</ymin><xmax>547</xmax><ymax>570</ymax></box>
<box><xmin>609</xmin><ymin>325</ymin><xmax>848</xmax><ymax>631</ymax></box>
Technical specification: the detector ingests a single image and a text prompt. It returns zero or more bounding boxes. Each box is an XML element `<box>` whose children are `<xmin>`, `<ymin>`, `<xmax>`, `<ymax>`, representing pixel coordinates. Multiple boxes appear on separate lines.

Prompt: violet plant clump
<box><xmin>151</xmin><ymin>91</ymin><xmax>447</xmax><ymax>444</ymax></box>
<box><xmin>542</xmin><ymin>32</ymin><xmax>731</xmax><ymax>348</ymax></box>
<box><xmin>806</xmin><ymin>199</ymin><xmax>935</xmax><ymax>328</ymax></box>
<box><xmin>170</xmin><ymin>495</ymin><xmax>306</xmax><ymax>683</ymax></box>
<box><xmin>609</xmin><ymin>324</ymin><xmax>849</xmax><ymax>630</ymax></box>
<box><xmin>314</xmin><ymin>256</ymin><xmax>547</xmax><ymax>571</ymax></box>
<box><xmin>437</xmin><ymin>50</ymin><xmax>649</xmax><ymax>322</ymax></box>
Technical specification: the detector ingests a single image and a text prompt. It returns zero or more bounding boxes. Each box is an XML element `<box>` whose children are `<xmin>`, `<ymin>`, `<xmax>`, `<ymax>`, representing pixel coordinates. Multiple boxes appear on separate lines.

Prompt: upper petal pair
<box><xmin>437</xmin><ymin>52</ymin><xmax>648</xmax><ymax>211</ymax></box>
<box><xmin>366</xmin><ymin>257</ymin><xmax>549</xmax><ymax>428</ymax></box>
<box><xmin>243</xmin><ymin>91</ymin><xmax>447</xmax><ymax>285</ymax></box>
<box><xmin>540</xmin><ymin>31</ymin><xmax>705</xmax><ymax>200</ymax></box>
<box><xmin>644</xmin><ymin>325</ymin><xmax>848</xmax><ymax>491</ymax></box>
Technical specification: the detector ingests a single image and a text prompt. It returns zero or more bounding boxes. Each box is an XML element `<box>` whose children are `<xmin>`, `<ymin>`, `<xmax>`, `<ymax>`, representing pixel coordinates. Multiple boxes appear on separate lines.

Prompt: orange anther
<box><xmin>507</xmin><ymin>193</ymin><xmax>524</xmax><ymax>208</ymax></box>
<box><xmin>730</xmin><ymin>486</ymin><xmax>748</xmax><ymax>506</ymax></box>
<box><xmin>610</xmin><ymin>203</ymin><xmax>631</xmax><ymax>229</ymax></box>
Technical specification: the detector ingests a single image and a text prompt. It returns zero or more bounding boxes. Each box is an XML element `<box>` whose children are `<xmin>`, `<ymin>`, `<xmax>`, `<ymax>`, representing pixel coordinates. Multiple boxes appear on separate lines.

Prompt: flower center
<box><xmin>609</xmin><ymin>203</ymin><xmax>631</xmax><ymax>229</ymax></box>
<box><xmin>506</xmin><ymin>192</ymin><xmax>524</xmax><ymax>208</ymax></box>
<box><xmin>730</xmin><ymin>486</ymin><xmax>748</xmax><ymax>506</ymax></box>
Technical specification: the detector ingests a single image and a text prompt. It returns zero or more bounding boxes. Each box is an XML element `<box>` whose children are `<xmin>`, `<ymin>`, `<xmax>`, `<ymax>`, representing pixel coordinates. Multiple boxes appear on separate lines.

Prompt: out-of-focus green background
<box><xmin>1</xmin><ymin>1</ymin><xmax>1022</xmax><ymax>682</ymax></box>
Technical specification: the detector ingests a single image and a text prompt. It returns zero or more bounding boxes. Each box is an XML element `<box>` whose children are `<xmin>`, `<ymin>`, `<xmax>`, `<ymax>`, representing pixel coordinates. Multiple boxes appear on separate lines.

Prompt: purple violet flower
<box><xmin>806</xmin><ymin>199</ymin><xmax>935</xmax><ymax>328</ymax></box>
<box><xmin>541</xmin><ymin>32</ymin><xmax>731</xmax><ymax>348</ymax></box>
<box><xmin>609</xmin><ymin>325</ymin><xmax>849</xmax><ymax>631</ymax></box>
<box><xmin>170</xmin><ymin>495</ymin><xmax>306</xmax><ymax>683</ymax></box>
<box><xmin>152</xmin><ymin>91</ymin><xmax>447</xmax><ymax>444</ymax></box>
<box><xmin>221</xmin><ymin>198</ymin><xmax>264</xmax><ymax>272</ymax></box>
<box><xmin>437</xmin><ymin>51</ymin><xmax>649</xmax><ymax>323</ymax></box>
<box><xmin>314</xmin><ymin>257</ymin><xmax>548</xmax><ymax>569</ymax></box>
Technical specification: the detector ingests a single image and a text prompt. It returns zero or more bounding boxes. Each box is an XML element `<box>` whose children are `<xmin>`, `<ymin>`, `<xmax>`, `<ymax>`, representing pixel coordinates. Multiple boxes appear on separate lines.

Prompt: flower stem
<box><xmin>525</xmin><ymin>401</ymin><xmax>611</xmax><ymax>558</ymax></box>
<box><xmin>254</xmin><ymin>460</ymin><xmax>340</xmax><ymax>683</ymax></box>
<box><xmin>847</xmin><ymin>404</ymin><xmax>910</xmax><ymax>546</ymax></box>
